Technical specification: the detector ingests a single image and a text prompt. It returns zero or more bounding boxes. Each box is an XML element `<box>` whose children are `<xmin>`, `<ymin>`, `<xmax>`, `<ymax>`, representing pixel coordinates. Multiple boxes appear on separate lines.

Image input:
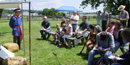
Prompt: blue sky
<box><xmin>23</xmin><ymin>0</ymin><xmax>104</xmax><ymax>12</ymax></box>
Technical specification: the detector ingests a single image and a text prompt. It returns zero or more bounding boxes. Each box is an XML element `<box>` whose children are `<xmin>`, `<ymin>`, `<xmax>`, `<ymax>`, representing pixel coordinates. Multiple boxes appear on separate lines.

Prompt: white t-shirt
<box><xmin>70</xmin><ymin>15</ymin><xmax>79</xmax><ymax>24</ymax></box>
<box><xmin>65</xmin><ymin>24</ymin><xmax>73</xmax><ymax>35</ymax></box>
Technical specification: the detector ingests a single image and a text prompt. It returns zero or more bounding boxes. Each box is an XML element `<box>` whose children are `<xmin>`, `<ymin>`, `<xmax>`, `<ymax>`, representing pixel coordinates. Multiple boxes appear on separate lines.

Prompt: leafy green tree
<box><xmin>0</xmin><ymin>9</ymin><xmax>3</xmax><ymax>18</ymax></box>
<box><xmin>80</xmin><ymin>0</ymin><xmax>130</xmax><ymax>27</ymax></box>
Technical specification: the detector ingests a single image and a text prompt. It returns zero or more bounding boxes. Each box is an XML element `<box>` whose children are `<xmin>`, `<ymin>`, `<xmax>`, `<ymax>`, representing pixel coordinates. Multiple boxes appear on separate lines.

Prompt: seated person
<box><xmin>60</xmin><ymin>18</ymin><xmax>73</xmax><ymax>48</ymax></box>
<box><xmin>61</xmin><ymin>17</ymin><xmax>66</xmax><ymax>27</ymax></box>
<box><xmin>113</xmin><ymin>22</ymin><xmax>128</xmax><ymax>54</ymax></box>
<box><xmin>112</xmin><ymin>28</ymin><xmax>130</xmax><ymax>65</ymax></box>
<box><xmin>40</xmin><ymin>16</ymin><xmax>51</xmax><ymax>40</ymax></box>
<box><xmin>84</xmin><ymin>25</ymin><xmax>102</xmax><ymax>56</ymax></box>
<box><xmin>105</xmin><ymin>20</ymin><xmax>115</xmax><ymax>35</ymax></box>
<box><xmin>75</xmin><ymin>16</ymin><xmax>90</xmax><ymax>44</ymax></box>
<box><xmin>53</xmin><ymin>24</ymin><xmax>62</xmax><ymax>44</ymax></box>
<box><xmin>87</xmin><ymin>32</ymin><xmax>115</xmax><ymax>65</ymax></box>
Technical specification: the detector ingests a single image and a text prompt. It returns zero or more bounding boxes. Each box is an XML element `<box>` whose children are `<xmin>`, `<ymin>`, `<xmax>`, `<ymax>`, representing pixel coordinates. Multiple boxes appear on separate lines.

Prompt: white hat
<box><xmin>118</xmin><ymin>5</ymin><xmax>126</xmax><ymax>11</ymax></box>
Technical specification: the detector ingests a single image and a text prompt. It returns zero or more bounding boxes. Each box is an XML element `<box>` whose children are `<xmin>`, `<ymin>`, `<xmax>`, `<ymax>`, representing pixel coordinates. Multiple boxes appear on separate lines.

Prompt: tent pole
<box><xmin>29</xmin><ymin>2</ymin><xmax>31</xmax><ymax>65</ymax></box>
<box><xmin>21</xmin><ymin>3</ymin><xmax>25</xmax><ymax>56</ymax></box>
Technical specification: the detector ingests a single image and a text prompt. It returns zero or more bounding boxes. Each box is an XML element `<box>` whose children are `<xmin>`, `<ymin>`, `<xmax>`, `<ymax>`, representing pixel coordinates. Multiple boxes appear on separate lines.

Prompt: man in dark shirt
<box><xmin>75</xmin><ymin>16</ymin><xmax>90</xmax><ymax>44</ymax></box>
<box><xmin>112</xmin><ymin>28</ymin><xmax>130</xmax><ymax>65</ymax></box>
<box><xmin>40</xmin><ymin>16</ymin><xmax>51</xmax><ymax>40</ymax></box>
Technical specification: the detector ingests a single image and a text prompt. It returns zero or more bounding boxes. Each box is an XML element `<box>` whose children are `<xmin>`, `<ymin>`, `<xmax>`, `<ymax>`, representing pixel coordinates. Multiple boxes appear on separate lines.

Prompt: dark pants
<box><xmin>72</xmin><ymin>24</ymin><xmax>78</xmax><ymax>32</ymax></box>
<box><xmin>40</xmin><ymin>29</ymin><xmax>51</xmax><ymax>40</ymax></box>
<box><xmin>102</xmin><ymin>20</ymin><xmax>107</xmax><ymax>31</ymax></box>
<box><xmin>13</xmin><ymin>36</ymin><xmax>21</xmax><ymax>49</ymax></box>
<box><xmin>120</xmin><ymin>21</ymin><xmax>126</xmax><ymax>28</ymax></box>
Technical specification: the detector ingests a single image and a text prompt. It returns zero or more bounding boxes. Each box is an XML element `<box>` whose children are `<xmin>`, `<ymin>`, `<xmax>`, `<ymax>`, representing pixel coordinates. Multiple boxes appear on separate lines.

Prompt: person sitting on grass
<box><xmin>111</xmin><ymin>28</ymin><xmax>130</xmax><ymax>65</ymax></box>
<box><xmin>40</xmin><ymin>16</ymin><xmax>51</xmax><ymax>40</ymax></box>
<box><xmin>84</xmin><ymin>25</ymin><xmax>102</xmax><ymax>56</ymax></box>
<box><xmin>53</xmin><ymin>24</ymin><xmax>62</xmax><ymax>44</ymax></box>
<box><xmin>105</xmin><ymin>20</ymin><xmax>115</xmax><ymax>35</ymax></box>
<box><xmin>113</xmin><ymin>22</ymin><xmax>128</xmax><ymax>54</ymax></box>
<box><xmin>75</xmin><ymin>16</ymin><xmax>90</xmax><ymax>45</ymax></box>
<box><xmin>60</xmin><ymin>18</ymin><xmax>73</xmax><ymax>48</ymax></box>
<box><xmin>87</xmin><ymin>31</ymin><xmax>115</xmax><ymax>65</ymax></box>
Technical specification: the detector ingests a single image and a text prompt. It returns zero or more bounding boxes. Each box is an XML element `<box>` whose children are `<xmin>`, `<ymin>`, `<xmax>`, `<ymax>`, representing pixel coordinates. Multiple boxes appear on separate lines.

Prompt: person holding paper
<box><xmin>112</xmin><ymin>28</ymin><xmax>130</xmax><ymax>65</ymax></box>
<box><xmin>87</xmin><ymin>32</ymin><xmax>115</xmax><ymax>65</ymax></box>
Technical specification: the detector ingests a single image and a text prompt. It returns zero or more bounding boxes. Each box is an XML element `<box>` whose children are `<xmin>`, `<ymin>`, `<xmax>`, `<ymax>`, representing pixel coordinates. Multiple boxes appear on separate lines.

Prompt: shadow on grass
<box><xmin>77</xmin><ymin>53</ymin><xmax>88</xmax><ymax>60</ymax></box>
<box><xmin>36</xmin><ymin>38</ymin><xmax>43</xmax><ymax>40</ymax></box>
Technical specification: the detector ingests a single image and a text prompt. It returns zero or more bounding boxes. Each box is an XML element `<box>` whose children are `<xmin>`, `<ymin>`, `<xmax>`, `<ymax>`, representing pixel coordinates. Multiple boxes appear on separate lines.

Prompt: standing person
<box><xmin>97</xmin><ymin>10</ymin><xmax>102</xmax><ymax>27</ymax></box>
<box><xmin>9</xmin><ymin>8</ymin><xmax>23</xmax><ymax>49</ymax></box>
<box><xmin>118</xmin><ymin>5</ymin><xmax>129</xmax><ymax>28</ymax></box>
<box><xmin>105</xmin><ymin>20</ymin><xmax>115</xmax><ymax>35</ymax></box>
<box><xmin>70</xmin><ymin>11</ymin><xmax>79</xmax><ymax>32</ymax></box>
<box><xmin>111</xmin><ymin>28</ymin><xmax>130</xmax><ymax>65</ymax></box>
<box><xmin>101</xmin><ymin>8</ymin><xmax>109</xmax><ymax>31</ymax></box>
<box><xmin>75</xmin><ymin>16</ymin><xmax>90</xmax><ymax>44</ymax></box>
<box><xmin>87</xmin><ymin>32</ymin><xmax>115</xmax><ymax>65</ymax></box>
<box><xmin>40</xmin><ymin>16</ymin><xmax>51</xmax><ymax>40</ymax></box>
<box><xmin>61</xmin><ymin>17</ymin><xmax>66</xmax><ymax>27</ymax></box>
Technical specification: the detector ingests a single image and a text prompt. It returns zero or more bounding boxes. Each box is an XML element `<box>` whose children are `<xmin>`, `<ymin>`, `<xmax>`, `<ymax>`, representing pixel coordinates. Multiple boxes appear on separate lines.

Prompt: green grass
<box><xmin>0</xmin><ymin>18</ymin><xmax>123</xmax><ymax>65</ymax></box>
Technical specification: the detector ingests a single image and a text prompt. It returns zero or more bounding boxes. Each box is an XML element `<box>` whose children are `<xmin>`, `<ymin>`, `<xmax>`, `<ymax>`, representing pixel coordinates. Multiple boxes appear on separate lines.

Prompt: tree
<box><xmin>42</xmin><ymin>8</ymin><xmax>55</xmax><ymax>16</ymax></box>
<box><xmin>0</xmin><ymin>9</ymin><xmax>3</xmax><ymax>18</ymax></box>
<box><xmin>80</xmin><ymin>0</ymin><xmax>130</xmax><ymax>27</ymax></box>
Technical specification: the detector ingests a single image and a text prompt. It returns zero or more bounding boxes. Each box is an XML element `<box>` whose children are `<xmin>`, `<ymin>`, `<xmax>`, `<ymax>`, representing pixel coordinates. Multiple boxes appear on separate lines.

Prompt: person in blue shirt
<box><xmin>40</xmin><ymin>16</ymin><xmax>51</xmax><ymax>40</ymax></box>
<box><xmin>9</xmin><ymin>8</ymin><xmax>23</xmax><ymax>49</ymax></box>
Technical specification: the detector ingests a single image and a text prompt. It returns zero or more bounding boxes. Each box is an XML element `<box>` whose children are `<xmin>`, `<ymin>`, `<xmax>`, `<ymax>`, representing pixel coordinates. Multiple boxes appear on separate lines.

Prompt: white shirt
<box><xmin>65</xmin><ymin>24</ymin><xmax>73</xmax><ymax>35</ymax></box>
<box><xmin>70</xmin><ymin>15</ymin><xmax>79</xmax><ymax>24</ymax></box>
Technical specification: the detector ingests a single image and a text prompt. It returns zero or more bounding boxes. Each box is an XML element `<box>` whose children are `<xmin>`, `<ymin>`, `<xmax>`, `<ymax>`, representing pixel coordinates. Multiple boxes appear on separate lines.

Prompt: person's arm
<box><xmin>109</xmin><ymin>33</ymin><xmax>115</xmax><ymax>52</ymax></box>
<box><xmin>75</xmin><ymin>26</ymin><xmax>80</xmax><ymax>34</ymax></box>
<box><xmin>107</xmin><ymin>13</ymin><xmax>109</xmax><ymax>23</ymax></box>
<box><xmin>67</xmin><ymin>26</ymin><xmax>72</xmax><ymax>35</ymax></box>
<box><xmin>9</xmin><ymin>17</ymin><xmax>13</xmax><ymax>28</ymax></box>
<box><xmin>46</xmin><ymin>21</ymin><xmax>51</xmax><ymax>30</ymax></box>
<box><xmin>72</xmin><ymin>16</ymin><xmax>79</xmax><ymax>22</ymax></box>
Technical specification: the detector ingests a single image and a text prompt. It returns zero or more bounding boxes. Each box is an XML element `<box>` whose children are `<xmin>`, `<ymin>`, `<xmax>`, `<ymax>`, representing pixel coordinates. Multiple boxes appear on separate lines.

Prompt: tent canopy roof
<box><xmin>0</xmin><ymin>0</ymin><xmax>27</xmax><ymax>9</ymax></box>
<box><xmin>54</xmin><ymin>6</ymin><xmax>82</xmax><ymax>12</ymax></box>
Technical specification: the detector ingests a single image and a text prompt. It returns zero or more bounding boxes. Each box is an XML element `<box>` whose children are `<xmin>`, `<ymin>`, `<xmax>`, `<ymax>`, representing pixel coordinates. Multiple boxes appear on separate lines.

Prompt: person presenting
<box><xmin>9</xmin><ymin>8</ymin><xmax>23</xmax><ymax>49</ymax></box>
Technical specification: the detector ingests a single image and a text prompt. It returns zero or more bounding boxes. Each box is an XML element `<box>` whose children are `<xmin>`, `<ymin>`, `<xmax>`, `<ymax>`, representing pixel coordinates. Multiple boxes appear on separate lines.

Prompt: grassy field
<box><xmin>0</xmin><ymin>18</ymin><xmax>123</xmax><ymax>65</ymax></box>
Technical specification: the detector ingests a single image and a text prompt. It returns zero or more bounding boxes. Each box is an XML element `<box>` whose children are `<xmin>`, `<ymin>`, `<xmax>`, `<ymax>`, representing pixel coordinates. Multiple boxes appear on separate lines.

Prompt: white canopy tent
<box><xmin>0</xmin><ymin>0</ymin><xmax>32</xmax><ymax>65</ymax></box>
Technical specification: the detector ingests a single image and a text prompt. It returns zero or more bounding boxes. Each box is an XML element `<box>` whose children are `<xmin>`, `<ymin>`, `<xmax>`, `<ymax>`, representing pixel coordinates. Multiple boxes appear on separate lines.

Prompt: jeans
<box><xmin>87</xmin><ymin>50</ymin><xmax>112</xmax><ymax>65</ymax></box>
<box><xmin>72</xmin><ymin>24</ymin><xmax>78</xmax><ymax>32</ymax></box>
<box><xmin>40</xmin><ymin>29</ymin><xmax>51</xmax><ymax>39</ymax></box>
<box><xmin>112</xmin><ymin>63</ymin><xmax>122</xmax><ymax>65</ymax></box>
<box><xmin>113</xmin><ymin>41</ymin><xmax>120</xmax><ymax>53</ymax></box>
<box><xmin>102</xmin><ymin>20</ymin><xmax>107</xmax><ymax>31</ymax></box>
<box><xmin>97</xmin><ymin>17</ymin><xmax>101</xmax><ymax>27</ymax></box>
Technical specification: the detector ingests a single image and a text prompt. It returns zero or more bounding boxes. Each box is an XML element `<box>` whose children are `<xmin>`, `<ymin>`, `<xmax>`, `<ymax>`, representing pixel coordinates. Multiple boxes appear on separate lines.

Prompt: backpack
<box><xmin>92</xmin><ymin>57</ymin><xmax>104</xmax><ymax>65</ymax></box>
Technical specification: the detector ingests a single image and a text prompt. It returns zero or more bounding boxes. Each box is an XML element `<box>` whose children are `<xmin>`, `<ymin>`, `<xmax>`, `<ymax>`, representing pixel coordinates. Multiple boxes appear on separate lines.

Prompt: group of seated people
<box><xmin>40</xmin><ymin>15</ymin><xmax>130</xmax><ymax>65</ymax></box>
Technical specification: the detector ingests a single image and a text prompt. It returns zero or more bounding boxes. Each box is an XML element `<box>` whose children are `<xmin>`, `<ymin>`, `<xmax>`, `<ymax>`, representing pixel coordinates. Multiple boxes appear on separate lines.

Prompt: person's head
<box><xmin>100</xmin><ymin>32</ymin><xmax>107</xmax><ymax>41</ymax></box>
<box><xmin>89</xmin><ymin>25</ymin><xmax>95</xmax><ymax>33</ymax></box>
<box><xmin>73</xmin><ymin>11</ymin><xmax>78</xmax><ymax>15</ymax></box>
<box><xmin>61</xmin><ymin>17</ymin><xmax>66</xmax><ymax>22</ymax></box>
<box><xmin>95</xmin><ymin>25</ymin><xmax>102</xmax><ymax>34</ymax></box>
<box><xmin>121</xmin><ymin>28</ymin><xmax>130</xmax><ymax>42</ymax></box>
<box><xmin>56</xmin><ymin>24</ymin><xmax>60</xmax><ymax>29</ymax></box>
<box><xmin>98</xmin><ymin>10</ymin><xmax>101</xmax><ymax>14</ymax></box>
<box><xmin>108</xmin><ymin>20</ymin><xmax>115</xmax><ymax>27</ymax></box>
<box><xmin>14</xmin><ymin>8</ymin><xmax>21</xmax><ymax>16</ymax></box>
<box><xmin>82</xmin><ymin>16</ymin><xmax>87</xmax><ymax>22</ymax></box>
<box><xmin>103</xmin><ymin>8</ymin><xmax>106</xmax><ymax>12</ymax></box>
<box><xmin>66</xmin><ymin>18</ymin><xmax>71</xmax><ymax>25</ymax></box>
<box><xmin>114</xmin><ymin>22</ymin><xmax>123</xmax><ymax>30</ymax></box>
<box><xmin>62</xmin><ymin>23</ymin><xmax>66</xmax><ymax>29</ymax></box>
<box><xmin>118</xmin><ymin>5</ymin><xmax>125</xmax><ymax>12</ymax></box>
<box><xmin>44</xmin><ymin>16</ymin><xmax>47</xmax><ymax>22</ymax></box>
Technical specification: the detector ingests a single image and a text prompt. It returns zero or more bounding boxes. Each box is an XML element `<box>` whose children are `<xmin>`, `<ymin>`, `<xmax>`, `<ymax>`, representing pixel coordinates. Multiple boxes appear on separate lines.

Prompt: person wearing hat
<box><xmin>40</xmin><ymin>16</ymin><xmax>51</xmax><ymax>40</ymax></box>
<box><xmin>101</xmin><ymin>8</ymin><xmax>109</xmax><ymax>31</ymax></box>
<box><xmin>118</xmin><ymin>5</ymin><xmax>129</xmax><ymax>27</ymax></box>
<box><xmin>9</xmin><ymin>8</ymin><xmax>23</xmax><ymax>49</ymax></box>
